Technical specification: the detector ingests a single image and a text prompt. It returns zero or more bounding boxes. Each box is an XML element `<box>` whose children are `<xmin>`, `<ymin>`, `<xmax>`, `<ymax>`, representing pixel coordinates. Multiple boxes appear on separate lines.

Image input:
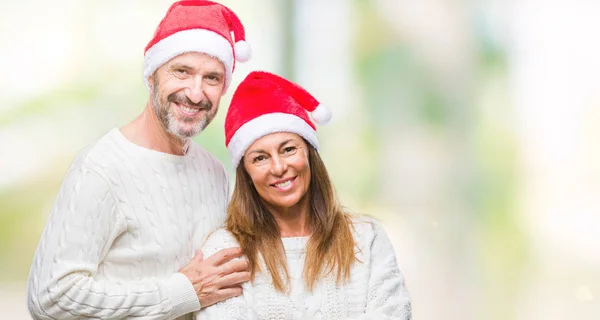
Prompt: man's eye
<box><xmin>205</xmin><ymin>75</ymin><xmax>221</xmax><ymax>84</ymax></box>
<box><xmin>175</xmin><ymin>69</ymin><xmax>187</xmax><ymax>74</ymax></box>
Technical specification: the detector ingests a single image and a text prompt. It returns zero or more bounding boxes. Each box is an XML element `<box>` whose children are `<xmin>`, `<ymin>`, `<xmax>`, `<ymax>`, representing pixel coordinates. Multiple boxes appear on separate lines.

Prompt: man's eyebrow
<box><xmin>170</xmin><ymin>63</ymin><xmax>194</xmax><ymax>71</ymax></box>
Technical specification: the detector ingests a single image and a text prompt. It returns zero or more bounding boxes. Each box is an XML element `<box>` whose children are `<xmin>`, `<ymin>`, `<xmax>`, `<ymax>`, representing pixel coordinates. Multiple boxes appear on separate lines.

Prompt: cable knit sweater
<box><xmin>195</xmin><ymin>217</ymin><xmax>411</xmax><ymax>320</ymax></box>
<box><xmin>27</xmin><ymin>128</ymin><xmax>229</xmax><ymax>320</ymax></box>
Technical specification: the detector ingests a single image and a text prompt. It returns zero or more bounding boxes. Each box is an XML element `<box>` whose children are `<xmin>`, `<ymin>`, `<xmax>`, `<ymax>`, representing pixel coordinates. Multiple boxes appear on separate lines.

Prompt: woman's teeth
<box><xmin>275</xmin><ymin>180</ymin><xmax>292</xmax><ymax>188</ymax></box>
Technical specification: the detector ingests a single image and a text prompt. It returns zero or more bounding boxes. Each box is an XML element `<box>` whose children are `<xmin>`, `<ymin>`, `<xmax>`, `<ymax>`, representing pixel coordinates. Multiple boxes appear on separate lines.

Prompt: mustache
<box><xmin>168</xmin><ymin>92</ymin><xmax>212</xmax><ymax>110</ymax></box>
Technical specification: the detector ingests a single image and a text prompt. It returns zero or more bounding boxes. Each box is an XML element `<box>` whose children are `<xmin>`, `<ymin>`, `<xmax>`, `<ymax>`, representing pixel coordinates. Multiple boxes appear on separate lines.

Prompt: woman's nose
<box><xmin>270</xmin><ymin>155</ymin><xmax>287</xmax><ymax>176</ymax></box>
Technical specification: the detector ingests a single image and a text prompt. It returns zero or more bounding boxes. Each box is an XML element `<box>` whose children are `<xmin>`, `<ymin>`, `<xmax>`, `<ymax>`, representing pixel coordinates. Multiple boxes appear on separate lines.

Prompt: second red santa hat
<box><xmin>225</xmin><ymin>71</ymin><xmax>332</xmax><ymax>167</ymax></box>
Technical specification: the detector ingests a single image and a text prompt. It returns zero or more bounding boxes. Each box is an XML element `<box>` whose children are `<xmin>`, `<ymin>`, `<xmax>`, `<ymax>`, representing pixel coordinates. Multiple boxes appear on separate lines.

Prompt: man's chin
<box><xmin>166</xmin><ymin>114</ymin><xmax>212</xmax><ymax>138</ymax></box>
<box><xmin>172</xmin><ymin>129</ymin><xmax>201</xmax><ymax>139</ymax></box>
<box><xmin>170</xmin><ymin>124</ymin><xmax>204</xmax><ymax>139</ymax></box>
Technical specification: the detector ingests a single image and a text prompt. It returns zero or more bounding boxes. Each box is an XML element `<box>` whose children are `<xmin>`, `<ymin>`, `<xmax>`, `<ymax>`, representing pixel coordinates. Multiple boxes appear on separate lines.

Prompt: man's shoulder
<box><xmin>67</xmin><ymin>129</ymin><xmax>122</xmax><ymax>173</ymax></box>
<box><xmin>54</xmin><ymin>129</ymin><xmax>123</xmax><ymax>195</ymax></box>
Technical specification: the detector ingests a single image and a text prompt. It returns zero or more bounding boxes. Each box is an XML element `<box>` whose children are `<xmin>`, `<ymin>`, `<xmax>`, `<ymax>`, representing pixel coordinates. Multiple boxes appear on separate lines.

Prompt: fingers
<box><xmin>201</xmin><ymin>286</ymin><xmax>244</xmax><ymax>308</ymax></box>
<box><xmin>205</xmin><ymin>247</ymin><xmax>244</xmax><ymax>266</ymax></box>
<box><xmin>194</xmin><ymin>249</ymin><xmax>204</xmax><ymax>262</ymax></box>
<box><xmin>191</xmin><ymin>248</ymin><xmax>249</xmax><ymax>309</ymax></box>
<box><xmin>219</xmin><ymin>258</ymin><xmax>249</xmax><ymax>275</ymax></box>
<box><xmin>218</xmin><ymin>286</ymin><xmax>243</xmax><ymax>300</ymax></box>
<box><xmin>216</xmin><ymin>270</ymin><xmax>251</xmax><ymax>288</ymax></box>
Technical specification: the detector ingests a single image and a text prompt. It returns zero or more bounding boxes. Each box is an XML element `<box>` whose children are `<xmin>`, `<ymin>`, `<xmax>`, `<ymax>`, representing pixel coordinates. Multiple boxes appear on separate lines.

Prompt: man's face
<box><xmin>150</xmin><ymin>52</ymin><xmax>226</xmax><ymax>139</ymax></box>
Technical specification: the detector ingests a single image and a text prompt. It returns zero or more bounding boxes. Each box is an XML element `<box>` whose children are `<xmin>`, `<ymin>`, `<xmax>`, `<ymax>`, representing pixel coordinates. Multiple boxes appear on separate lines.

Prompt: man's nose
<box><xmin>185</xmin><ymin>76</ymin><xmax>205</xmax><ymax>104</ymax></box>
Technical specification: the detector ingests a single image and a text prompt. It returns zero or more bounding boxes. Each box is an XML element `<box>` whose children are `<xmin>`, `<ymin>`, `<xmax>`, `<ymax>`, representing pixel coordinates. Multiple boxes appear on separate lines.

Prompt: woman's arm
<box><xmin>352</xmin><ymin>219</ymin><xmax>412</xmax><ymax>320</ymax></box>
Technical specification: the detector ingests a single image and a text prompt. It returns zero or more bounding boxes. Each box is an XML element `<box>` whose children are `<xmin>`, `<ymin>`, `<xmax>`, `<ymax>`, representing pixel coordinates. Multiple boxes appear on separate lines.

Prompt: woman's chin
<box><xmin>266</xmin><ymin>194</ymin><xmax>307</xmax><ymax>214</ymax></box>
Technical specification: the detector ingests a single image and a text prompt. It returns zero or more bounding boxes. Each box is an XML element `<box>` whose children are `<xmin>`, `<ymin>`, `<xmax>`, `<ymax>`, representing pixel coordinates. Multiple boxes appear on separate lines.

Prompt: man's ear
<box><xmin>148</xmin><ymin>74</ymin><xmax>155</xmax><ymax>90</ymax></box>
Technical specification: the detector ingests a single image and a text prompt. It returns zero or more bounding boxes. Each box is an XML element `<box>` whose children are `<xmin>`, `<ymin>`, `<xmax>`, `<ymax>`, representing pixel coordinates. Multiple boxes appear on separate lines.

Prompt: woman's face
<box><xmin>243</xmin><ymin>132</ymin><xmax>311</xmax><ymax>215</ymax></box>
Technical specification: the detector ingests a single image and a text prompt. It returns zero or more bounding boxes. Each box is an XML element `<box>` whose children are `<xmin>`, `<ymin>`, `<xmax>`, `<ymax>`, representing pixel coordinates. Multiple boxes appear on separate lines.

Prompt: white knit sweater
<box><xmin>195</xmin><ymin>217</ymin><xmax>411</xmax><ymax>320</ymax></box>
<box><xmin>27</xmin><ymin>128</ymin><xmax>230</xmax><ymax>320</ymax></box>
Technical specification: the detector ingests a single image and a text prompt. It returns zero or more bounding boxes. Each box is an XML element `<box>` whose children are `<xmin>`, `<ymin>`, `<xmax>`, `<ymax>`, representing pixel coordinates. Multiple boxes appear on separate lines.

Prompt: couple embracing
<box><xmin>26</xmin><ymin>1</ymin><xmax>411</xmax><ymax>319</ymax></box>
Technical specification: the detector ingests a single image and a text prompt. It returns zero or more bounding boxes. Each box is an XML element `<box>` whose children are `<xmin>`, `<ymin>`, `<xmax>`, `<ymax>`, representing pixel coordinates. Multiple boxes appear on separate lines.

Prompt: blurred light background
<box><xmin>1</xmin><ymin>0</ymin><xmax>599</xmax><ymax>319</ymax></box>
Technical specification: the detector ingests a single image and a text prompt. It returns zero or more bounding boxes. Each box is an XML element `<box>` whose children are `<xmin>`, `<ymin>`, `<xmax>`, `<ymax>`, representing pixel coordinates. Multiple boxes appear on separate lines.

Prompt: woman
<box><xmin>195</xmin><ymin>71</ymin><xmax>411</xmax><ymax>319</ymax></box>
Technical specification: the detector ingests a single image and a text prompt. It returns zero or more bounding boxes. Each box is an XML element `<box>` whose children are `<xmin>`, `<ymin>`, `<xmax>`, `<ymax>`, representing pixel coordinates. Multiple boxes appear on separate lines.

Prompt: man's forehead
<box><xmin>167</xmin><ymin>52</ymin><xmax>225</xmax><ymax>70</ymax></box>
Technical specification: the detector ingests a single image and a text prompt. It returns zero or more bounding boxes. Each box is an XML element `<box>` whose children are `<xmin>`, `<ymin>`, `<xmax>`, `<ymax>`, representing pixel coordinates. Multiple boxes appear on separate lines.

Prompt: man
<box><xmin>26</xmin><ymin>1</ymin><xmax>252</xmax><ymax>319</ymax></box>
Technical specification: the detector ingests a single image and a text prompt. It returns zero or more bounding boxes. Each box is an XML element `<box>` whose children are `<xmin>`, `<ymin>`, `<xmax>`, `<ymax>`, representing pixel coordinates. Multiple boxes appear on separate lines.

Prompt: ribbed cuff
<box><xmin>166</xmin><ymin>272</ymin><xmax>201</xmax><ymax>317</ymax></box>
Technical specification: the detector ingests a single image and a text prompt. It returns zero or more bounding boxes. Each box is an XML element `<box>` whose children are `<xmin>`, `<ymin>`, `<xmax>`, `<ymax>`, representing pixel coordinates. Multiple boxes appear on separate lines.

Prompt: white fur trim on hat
<box><xmin>227</xmin><ymin>112</ymin><xmax>320</xmax><ymax>168</ymax></box>
<box><xmin>143</xmin><ymin>29</ymin><xmax>234</xmax><ymax>92</ymax></box>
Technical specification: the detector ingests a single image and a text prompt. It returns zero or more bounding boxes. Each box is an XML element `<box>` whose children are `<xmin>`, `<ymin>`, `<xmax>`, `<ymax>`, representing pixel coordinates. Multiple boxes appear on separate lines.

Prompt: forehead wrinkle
<box><xmin>168</xmin><ymin>52</ymin><xmax>225</xmax><ymax>72</ymax></box>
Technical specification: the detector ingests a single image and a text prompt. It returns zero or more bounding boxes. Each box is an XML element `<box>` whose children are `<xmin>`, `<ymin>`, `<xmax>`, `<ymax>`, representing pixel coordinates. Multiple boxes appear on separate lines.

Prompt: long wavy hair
<box><xmin>226</xmin><ymin>143</ymin><xmax>356</xmax><ymax>293</ymax></box>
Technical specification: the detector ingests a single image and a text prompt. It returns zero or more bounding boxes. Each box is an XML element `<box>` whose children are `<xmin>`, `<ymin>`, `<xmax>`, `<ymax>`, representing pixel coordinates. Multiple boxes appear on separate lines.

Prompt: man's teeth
<box><xmin>275</xmin><ymin>180</ymin><xmax>292</xmax><ymax>188</ymax></box>
<box><xmin>181</xmin><ymin>105</ymin><xmax>199</xmax><ymax>113</ymax></box>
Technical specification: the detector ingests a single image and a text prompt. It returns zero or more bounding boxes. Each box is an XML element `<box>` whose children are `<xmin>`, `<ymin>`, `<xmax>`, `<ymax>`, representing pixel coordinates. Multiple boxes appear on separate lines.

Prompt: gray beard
<box><xmin>151</xmin><ymin>83</ymin><xmax>212</xmax><ymax>140</ymax></box>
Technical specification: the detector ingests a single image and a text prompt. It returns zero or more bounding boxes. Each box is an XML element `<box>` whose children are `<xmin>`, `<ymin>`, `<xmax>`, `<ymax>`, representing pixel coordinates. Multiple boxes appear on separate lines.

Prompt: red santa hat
<box><xmin>225</xmin><ymin>71</ymin><xmax>332</xmax><ymax>167</ymax></box>
<box><xmin>143</xmin><ymin>0</ymin><xmax>251</xmax><ymax>92</ymax></box>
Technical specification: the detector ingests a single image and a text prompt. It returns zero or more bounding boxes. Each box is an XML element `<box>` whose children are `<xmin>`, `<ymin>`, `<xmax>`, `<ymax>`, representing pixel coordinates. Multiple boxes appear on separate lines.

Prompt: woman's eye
<box><xmin>253</xmin><ymin>155</ymin><xmax>266</xmax><ymax>163</ymax></box>
<box><xmin>283</xmin><ymin>146</ymin><xmax>296</xmax><ymax>153</ymax></box>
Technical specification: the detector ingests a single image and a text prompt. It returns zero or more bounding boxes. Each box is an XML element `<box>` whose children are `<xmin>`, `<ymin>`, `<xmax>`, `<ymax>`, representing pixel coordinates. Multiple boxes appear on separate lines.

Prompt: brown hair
<box><xmin>226</xmin><ymin>144</ymin><xmax>356</xmax><ymax>293</ymax></box>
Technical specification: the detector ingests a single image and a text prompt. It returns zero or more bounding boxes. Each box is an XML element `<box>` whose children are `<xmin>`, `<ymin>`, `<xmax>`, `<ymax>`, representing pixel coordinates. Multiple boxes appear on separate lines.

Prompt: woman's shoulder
<box><xmin>201</xmin><ymin>228</ymin><xmax>241</xmax><ymax>256</ymax></box>
<box><xmin>349</xmin><ymin>214</ymin><xmax>381</xmax><ymax>232</ymax></box>
<box><xmin>348</xmin><ymin>214</ymin><xmax>389</xmax><ymax>245</ymax></box>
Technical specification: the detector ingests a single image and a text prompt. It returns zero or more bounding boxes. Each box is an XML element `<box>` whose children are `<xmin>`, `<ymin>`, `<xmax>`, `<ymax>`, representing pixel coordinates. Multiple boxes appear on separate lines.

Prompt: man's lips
<box><xmin>174</xmin><ymin>102</ymin><xmax>207</xmax><ymax>116</ymax></box>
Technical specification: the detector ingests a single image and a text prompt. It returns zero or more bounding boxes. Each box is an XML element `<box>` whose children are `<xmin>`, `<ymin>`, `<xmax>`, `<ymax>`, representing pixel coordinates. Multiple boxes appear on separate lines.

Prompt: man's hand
<box><xmin>179</xmin><ymin>247</ymin><xmax>250</xmax><ymax>308</ymax></box>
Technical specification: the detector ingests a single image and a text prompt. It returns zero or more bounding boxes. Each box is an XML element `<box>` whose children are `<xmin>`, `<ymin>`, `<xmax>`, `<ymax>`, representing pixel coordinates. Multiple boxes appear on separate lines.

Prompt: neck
<box><xmin>121</xmin><ymin>100</ymin><xmax>189</xmax><ymax>155</ymax></box>
<box><xmin>267</xmin><ymin>195</ymin><xmax>311</xmax><ymax>237</ymax></box>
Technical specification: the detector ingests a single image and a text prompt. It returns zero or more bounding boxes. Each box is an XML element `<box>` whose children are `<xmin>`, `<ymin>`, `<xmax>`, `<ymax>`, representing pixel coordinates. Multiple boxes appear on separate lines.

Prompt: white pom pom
<box><xmin>234</xmin><ymin>41</ymin><xmax>251</xmax><ymax>62</ymax></box>
<box><xmin>311</xmin><ymin>104</ymin><xmax>332</xmax><ymax>125</ymax></box>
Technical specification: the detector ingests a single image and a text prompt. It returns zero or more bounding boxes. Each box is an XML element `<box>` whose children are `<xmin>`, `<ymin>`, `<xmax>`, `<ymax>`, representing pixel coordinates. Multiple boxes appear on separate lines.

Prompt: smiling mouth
<box><xmin>271</xmin><ymin>177</ymin><xmax>296</xmax><ymax>190</ymax></box>
<box><xmin>175</xmin><ymin>102</ymin><xmax>206</xmax><ymax>117</ymax></box>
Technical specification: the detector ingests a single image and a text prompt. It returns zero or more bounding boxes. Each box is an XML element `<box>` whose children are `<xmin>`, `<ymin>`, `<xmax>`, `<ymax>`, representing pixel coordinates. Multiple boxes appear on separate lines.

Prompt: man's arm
<box><xmin>26</xmin><ymin>164</ymin><xmax>200</xmax><ymax>319</ymax></box>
